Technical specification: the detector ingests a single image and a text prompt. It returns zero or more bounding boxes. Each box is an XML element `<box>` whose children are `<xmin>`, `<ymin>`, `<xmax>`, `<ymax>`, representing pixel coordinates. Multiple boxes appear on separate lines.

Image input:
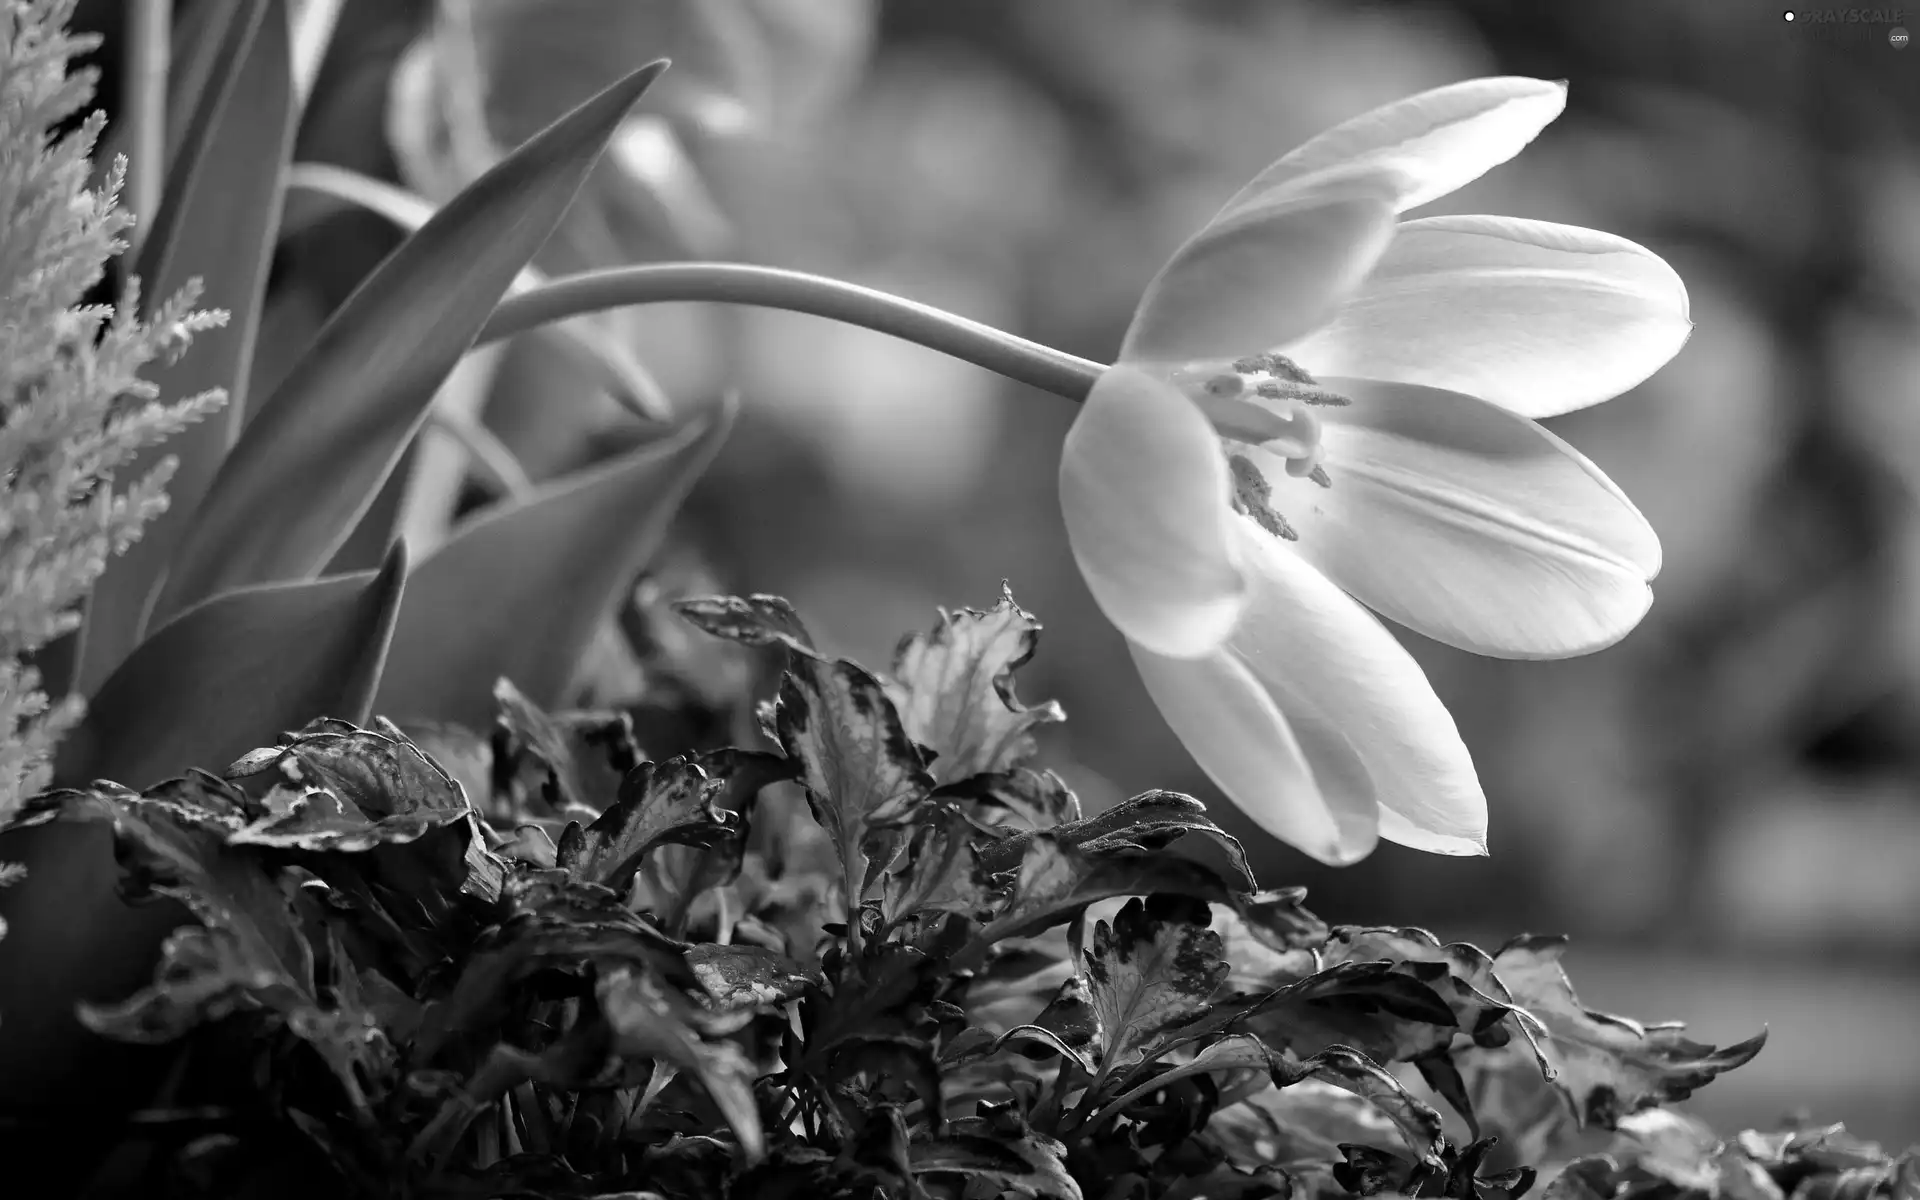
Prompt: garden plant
<box><xmin>0</xmin><ymin>1</ymin><xmax>1913</xmax><ymax>1197</ymax></box>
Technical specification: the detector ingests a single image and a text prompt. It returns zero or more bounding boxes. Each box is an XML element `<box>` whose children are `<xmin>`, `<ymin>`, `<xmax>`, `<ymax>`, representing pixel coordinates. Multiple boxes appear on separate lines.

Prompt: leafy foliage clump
<box><xmin>8</xmin><ymin>586</ymin><xmax>1832</xmax><ymax>1199</ymax></box>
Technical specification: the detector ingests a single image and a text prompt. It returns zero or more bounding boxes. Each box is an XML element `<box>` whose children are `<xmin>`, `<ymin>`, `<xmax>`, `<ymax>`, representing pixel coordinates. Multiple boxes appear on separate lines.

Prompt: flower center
<box><xmin>1175</xmin><ymin>353</ymin><xmax>1343</xmax><ymax>541</ymax></box>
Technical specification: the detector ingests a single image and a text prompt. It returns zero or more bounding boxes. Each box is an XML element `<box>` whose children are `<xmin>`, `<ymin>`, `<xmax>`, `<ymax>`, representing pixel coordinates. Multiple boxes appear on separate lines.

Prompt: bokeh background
<box><xmin>76</xmin><ymin>0</ymin><xmax>1920</xmax><ymax>1145</ymax></box>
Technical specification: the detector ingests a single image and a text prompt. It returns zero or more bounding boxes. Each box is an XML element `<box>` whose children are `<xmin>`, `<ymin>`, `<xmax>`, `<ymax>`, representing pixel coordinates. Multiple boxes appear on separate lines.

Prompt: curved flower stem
<box><xmin>474</xmin><ymin>263</ymin><xmax>1107</xmax><ymax>404</ymax></box>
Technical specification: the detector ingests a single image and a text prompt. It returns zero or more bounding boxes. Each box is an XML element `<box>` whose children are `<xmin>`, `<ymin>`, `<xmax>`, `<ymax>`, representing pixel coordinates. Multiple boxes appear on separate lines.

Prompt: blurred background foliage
<box><xmin>67</xmin><ymin>0</ymin><xmax>1920</xmax><ymax>1145</ymax></box>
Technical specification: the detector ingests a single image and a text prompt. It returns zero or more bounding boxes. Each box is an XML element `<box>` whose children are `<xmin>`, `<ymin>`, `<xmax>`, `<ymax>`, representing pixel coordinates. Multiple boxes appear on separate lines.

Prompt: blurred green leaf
<box><xmin>150</xmin><ymin>61</ymin><xmax>667</xmax><ymax>621</ymax></box>
<box><xmin>77</xmin><ymin>0</ymin><xmax>295</xmax><ymax>697</ymax></box>
<box><xmin>374</xmin><ymin>399</ymin><xmax>732</xmax><ymax>728</ymax></box>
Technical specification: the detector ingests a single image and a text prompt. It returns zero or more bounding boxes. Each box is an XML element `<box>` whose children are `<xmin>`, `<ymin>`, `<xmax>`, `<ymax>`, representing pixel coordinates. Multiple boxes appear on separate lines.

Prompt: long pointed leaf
<box><xmin>59</xmin><ymin>542</ymin><xmax>409</xmax><ymax>789</ymax></box>
<box><xmin>282</xmin><ymin>161</ymin><xmax>672</xmax><ymax>422</ymax></box>
<box><xmin>128</xmin><ymin>0</ymin><xmax>270</xmax><ymax>296</ymax></box>
<box><xmin>76</xmin><ymin>0</ymin><xmax>296</xmax><ymax>697</ymax></box>
<box><xmin>150</xmin><ymin>61</ymin><xmax>668</xmax><ymax>622</ymax></box>
<box><xmin>0</xmin><ymin>544</ymin><xmax>408</xmax><ymax>1113</ymax></box>
<box><xmin>376</xmin><ymin>401</ymin><xmax>733</xmax><ymax>727</ymax></box>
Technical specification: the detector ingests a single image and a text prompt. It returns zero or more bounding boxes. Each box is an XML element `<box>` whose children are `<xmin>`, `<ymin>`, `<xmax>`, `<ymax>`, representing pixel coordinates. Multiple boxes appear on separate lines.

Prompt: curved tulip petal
<box><xmin>1220</xmin><ymin>77</ymin><xmax>1567</xmax><ymax>217</ymax></box>
<box><xmin>1130</xmin><ymin>524</ymin><xmax>1489</xmax><ymax>861</ymax></box>
<box><xmin>1287</xmin><ymin>215</ymin><xmax>1692</xmax><ymax>418</ymax></box>
<box><xmin>1128</xmin><ymin>642</ymin><xmax>1379</xmax><ymax>866</ymax></box>
<box><xmin>1232</xmin><ymin>526</ymin><xmax>1485</xmax><ymax>852</ymax></box>
<box><xmin>1060</xmin><ymin>366</ymin><xmax>1248</xmax><ymax>658</ymax></box>
<box><xmin>1273</xmin><ymin>378</ymin><xmax>1661</xmax><ymax>659</ymax></box>
<box><xmin>1119</xmin><ymin>164</ymin><xmax>1400</xmax><ymax>367</ymax></box>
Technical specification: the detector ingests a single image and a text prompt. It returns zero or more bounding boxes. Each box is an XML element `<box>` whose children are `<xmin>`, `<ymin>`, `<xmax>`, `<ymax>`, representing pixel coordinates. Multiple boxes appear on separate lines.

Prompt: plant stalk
<box><xmin>477</xmin><ymin>263</ymin><xmax>1108</xmax><ymax>405</ymax></box>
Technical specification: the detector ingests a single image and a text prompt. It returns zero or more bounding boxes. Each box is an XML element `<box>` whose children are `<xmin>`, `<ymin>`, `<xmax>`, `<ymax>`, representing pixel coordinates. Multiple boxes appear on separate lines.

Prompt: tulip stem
<box><xmin>474</xmin><ymin>263</ymin><xmax>1107</xmax><ymax>404</ymax></box>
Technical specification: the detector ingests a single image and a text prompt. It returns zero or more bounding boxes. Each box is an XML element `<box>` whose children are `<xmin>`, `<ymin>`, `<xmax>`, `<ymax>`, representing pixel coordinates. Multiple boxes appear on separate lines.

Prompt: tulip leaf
<box><xmin>150</xmin><ymin>61</ymin><xmax>667</xmax><ymax>622</ymax></box>
<box><xmin>282</xmin><ymin>162</ymin><xmax>672</xmax><ymax>423</ymax></box>
<box><xmin>374</xmin><ymin>400</ymin><xmax>732</xmax><ymax>728</ymax></box>
<box><xmin>886</xmin><ymin>584</ymin><xmax>1065</xmax><ymax>785</ymax></box>
<box><xmin>77</xmin><ymin>0</ymin><xmax>295</xmax><ymax>697</ymax></box>
<box><xmin>59</xmin><ymin>542</ymin><xmax>408</xmax><ymax>790</ymax></box>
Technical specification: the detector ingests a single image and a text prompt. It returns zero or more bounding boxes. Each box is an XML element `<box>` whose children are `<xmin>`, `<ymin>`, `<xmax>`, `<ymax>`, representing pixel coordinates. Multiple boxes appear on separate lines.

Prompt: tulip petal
<box><xmin>1119</xmin><ymin>165</ymin><xmax>1400</xmax><ymax>367</ymax></box>
<box><xmin>1273</xmin><ymin>378</ymin><xmax>1661</xmax><ymax>658</ymax></box>
<box><xmin>1130</xmin><ymin>524</ymin><xmax>1489</xmax><ymax>861</ymax></box>
<box><xmin>1128</xmin><ymin>642</ymin><xmax>1379</xmax><ymax>866</ymax></box>
<box><xmin>1232</xmin><ymin>526</ymin><xmax>1485</xmax><ymax>852</ymax></box>
<box><xmin>1221</xmin><ymin>77</ymin><xmax>1567</xmax><ymax>216</ymax></box>
<box><xmin>1287</xmin><ymin>215</ymin><xmax>1692</xmax><ymax>418</ymax></box>
<box><xmin>1061</xmin><ymin>367</ymin><xmax>1247</xmax><ymax>658</ymax></box>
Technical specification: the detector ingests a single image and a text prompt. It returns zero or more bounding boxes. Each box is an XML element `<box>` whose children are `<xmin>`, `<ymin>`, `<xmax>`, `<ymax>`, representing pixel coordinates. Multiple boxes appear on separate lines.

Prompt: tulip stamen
<box><xmin>1228</xmin><ymin>453</ymin><xmax>1298</xmax><ymax>541</ymax></box>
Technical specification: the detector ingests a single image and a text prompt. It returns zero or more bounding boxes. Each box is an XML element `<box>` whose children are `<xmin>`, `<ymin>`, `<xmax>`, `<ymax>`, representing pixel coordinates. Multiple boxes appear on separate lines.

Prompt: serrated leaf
<box><xmin>964</xmin><ymin>831</ymin><xmax>1247</xmax><ymax>959</ymax></box>
<box><xmin>946</xmin><ymin>767</ymin><xmax>1083</xmax><ymax>831</ymax></box>
<box><xmin>1539</xmin><ymin>1157</ymin><xmax>1626</xmax><ymax>1200</ymax></box>
<box><xmin>939</xmin><ymin>1119</ymin><xmax>1083</xmax><ymax>1200</ymax></box>
<box><xmin>375</xmin><ymin>399</ymin><xmax>732</xmax><ymax>728</ymax></box>
<box><xmin>887</xmin><ymin>585</ymin><xmax>1064</xmax><ymax>785</ymax></box>
<box><xmin>555</xmin><ymin>756</ymin><xmax>742</xmax><ymax>892</ymax></box>
<box><xmin>773</xmin><ymin>654</ymin><xmax>934</xmax><ymax>908</ymax></box>
<box><xmin>224</xmin><ymin>716</ymin><xmax>470</xmax><ymax>822</ymax></box>
<box><xmin>1085</xmin><ymin>1033</ymin><xmax>1287</xmax><ymax>1131</ymax></box>
<box><xmin>978</xmin><ymin>791</ymin><xmax>1254</xmax><ymax>896</ymax></box>
<box><xmin>1228</xmin><ymin>959</ymin><xmax>1462</xmax><ymax>1064</ymax></box>
<box><xmin>412</xmin><ymin>875</ymin><xmax>690</xmax><ymax>1063</ymax></box>
<box><xmin>824</xmin><ymin>1034</ymin><xmax>945</xmax><ymax>1133</ymax></box>
<box><xmin>600</xmin><ymin>967</ymin><xmax>765</xmax><ymax>1161</ymax></box>
<box><xmin>78</xmin><ymin>0</ymin><xmax>295</xmax><ymax>693</ymax></box>
<box><xmin>881</xmin><ymin>800</ymin><xmax>1005</xmax><ymax>927</ymax></box>
<box><xmin>675</xmin><ymin>592</ymin><xmax>817</xmax><ymax>653</ymax></box>
<box><xmin>1328</xmin><ymin>925</ymin><xmax>1548</xmax><ymax>1052</ymax></box>
<box><xmin>1292</xmin><ymin>1045</ymin><xmax>1449</xmax><ymax>1169</ymax></box>
<box><xmin>686</xmin><ymin>942</ymin><xmax>813</xmax><ymax>1010</ymax></box>
<box><xmin>1207</xmin><ymin>1075</ymin><xmax>1410</xmax><ymax>1173</ymax></box>
<box><xmin>227</xmin><ymin>783</ymin><xmax>466</xmax><ymax>852</ymax></box>
<box><xmin>151</xmin><ymin>62</ymin><xmax>667</xmax><ymax>618</ymax></box>
<box><xmin>19</xmin><ymin>780</ymin><xmax>392</xmax><ymax>1101</ymax></box>
<box><xmin>485</xmin><ymin>677</ymin><xmax>640</xmax><ymax>818</ymax></box>
<box><xmin>1491</xmin><ymin>935</ymin><xmax>1767</xmax><ymax>1128</ymax></box>
<box><xmin>221</xmin><ymin>718</ymin><xmax>504</xmax><ymax>985</ymax></box>
<box><xmin>1085</xmin><ymin>894</ymin><xmax>1228</xmax><ymax>1072</ymax></box>
<box><xmin>912</xmin><ymin>1133</ymin><xmax>1083</xmax><ymax>1200</ymax></box>
<box><xmin>1610</xmin><ymin>1110</ymin><xmax>1726</xmax><ymax>1193</ymax></box>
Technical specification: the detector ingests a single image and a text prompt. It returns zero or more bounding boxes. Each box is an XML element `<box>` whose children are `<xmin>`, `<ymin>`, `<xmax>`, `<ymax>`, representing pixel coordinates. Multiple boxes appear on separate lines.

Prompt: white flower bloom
<box><xmin>1059</xmin><ymin>78</ymin><xmax>1691</xmax><ymax>865</ymax></box>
